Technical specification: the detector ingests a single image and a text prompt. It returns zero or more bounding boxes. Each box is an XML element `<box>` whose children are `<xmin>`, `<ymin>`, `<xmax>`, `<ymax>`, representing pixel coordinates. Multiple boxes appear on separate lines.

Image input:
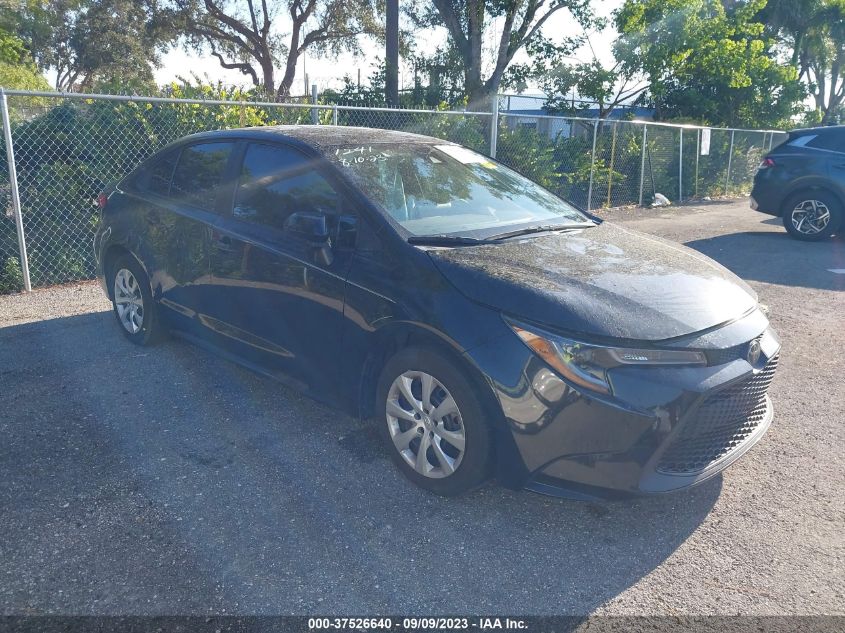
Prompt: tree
<box><xmin>762</xmin><ymin>0</ymin><xmax>845</xmax><ymax>124</ymax></box>
<box><xmin>14</xmin><ymin>0</ymin><xmax>178</xmax><ymax>92</ymax></box>
<box><xmin>0</xmin><ymin>14</ymin><xmax>50</xmax><ymax>90</ymax></box>
<box><xmin>176</xmin><ymin>0</ymin><xmax>380</xmax><ymax>100</ymax></box>
<box><xmin>614</xmin><ymin>0</ymin><xmax>805</xmax><ymax>127</ymax></box>
<box><xmin>505</xmin><ymin>29</ymin><xmax>649</xmax><ymax>119</ymax></box>
<box><xmin>407</xmin><ymin>0</ymin><xmax>594</xmax><ymax>110</ymax></box>
<box><xmin>543</xmin><ymin>60</ymin><xmax>647</xmax><ymax>118</ymax></box>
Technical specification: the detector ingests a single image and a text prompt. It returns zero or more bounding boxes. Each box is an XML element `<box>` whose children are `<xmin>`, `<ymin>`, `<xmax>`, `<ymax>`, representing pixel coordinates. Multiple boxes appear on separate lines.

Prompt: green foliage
<box><xmin>406</xmin><ymin>0</ymin><xmax>592</xmax><ymax>107</ymax></box>
<box><xmin>0</xmin><ymin>59</ymin><xmax>51</xmax><ymax>91</ymax></box>
<box><xmin>615</xmin><ymin>0</ymin><xmax>805</xmax><ymax>128</ymax></box>
<box><xmin>321</xmin><ymin>60</ymin><xmax>469</xmax><ymax>110</ymax></box>
<box><xmin>761</xmin><ymin>0</ymin><xmax>845</xmax><ymax>124</ymax></box>
<box><xmin>176</xmin><ymin>0</ymin><xmax>381</xmax><ymax>99</ymax></box>
<box><xmin>0</xmin><ymin>18</ymin><xmax>50</xmax><ymax>91</ymax></box>
<box><xmin>13</xmin><ymin>0</ymin><xmax>179</xmax><ymax>91</ymax></box>
<box><xmin>496</xmin><ymin>124</ymin><xmax>626</xmax><ymax>209</ymax></box>
<box><xmin>0</xmin><ymin>256</ymin><xmax>23</xmax><ymax>294</ymax></box>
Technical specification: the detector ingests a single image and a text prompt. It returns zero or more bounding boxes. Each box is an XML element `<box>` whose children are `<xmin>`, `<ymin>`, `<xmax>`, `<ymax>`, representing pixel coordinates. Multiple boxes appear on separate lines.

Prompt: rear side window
<box><xmin>233</xmin><ymin>143</ymin><xmax>338</xmax><ymax>231</ymax></box>
<box><xmin>170</xmin><ymin>142</ymin><xmax>235</xmax><ymax>210</ymax></box>
<box><xmin>806</xmin><ymin>129</ymin><xmax>845</xmax><ymax>152</ymax></box>
<box><xmin>146</xmin><ymin>150</ymin><xmax>179</xmax><ymax>197</ymax></box>
<box><xmin>787</xmin><ymin>135</ymin><xmax>816</xmax><ymax>148</ymax></box>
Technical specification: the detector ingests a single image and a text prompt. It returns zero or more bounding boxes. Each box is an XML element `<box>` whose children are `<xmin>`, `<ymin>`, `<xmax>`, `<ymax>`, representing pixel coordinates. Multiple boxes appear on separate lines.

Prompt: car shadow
<box><xmin>685</xmin><ymin>230</ymin><xmax>845</xmax><ymax>291</ymax></box>
<box><xmin>0</xmin><ymin>311</ymin><xmax>720</xmax><ymax>616</ymax></box>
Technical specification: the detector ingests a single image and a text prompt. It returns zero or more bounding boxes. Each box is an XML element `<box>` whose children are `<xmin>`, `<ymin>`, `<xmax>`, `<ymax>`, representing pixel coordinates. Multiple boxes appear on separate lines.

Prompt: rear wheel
<box><xmin>109</xmin><ymin>254</ymin><xmax>165</xmax><ymax>346</ymax></box>
<box><xmin>783</xmin><ymin>191</ymin><xmax>841</xmax><ymax>241</ymax></box>
<box><xmin>376</xmin><ymin>347</ymin><xmax>492</xmax><ymax>496</ymax></box>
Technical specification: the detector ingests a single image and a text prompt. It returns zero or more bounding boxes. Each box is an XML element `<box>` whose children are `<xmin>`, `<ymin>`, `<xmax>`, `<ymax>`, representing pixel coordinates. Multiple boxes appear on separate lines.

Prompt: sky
<box><xmin>152</xmin><ymin>0</ymin><xmax>625</xmax><ymax>98</ymax></box>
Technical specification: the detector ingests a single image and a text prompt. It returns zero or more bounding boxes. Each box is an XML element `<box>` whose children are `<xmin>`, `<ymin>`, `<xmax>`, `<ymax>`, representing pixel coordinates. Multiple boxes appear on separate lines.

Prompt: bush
<box><xmin>0</xmin><ymin>256</ymin><xmax>23</xmax><ymax>294</ymax></box>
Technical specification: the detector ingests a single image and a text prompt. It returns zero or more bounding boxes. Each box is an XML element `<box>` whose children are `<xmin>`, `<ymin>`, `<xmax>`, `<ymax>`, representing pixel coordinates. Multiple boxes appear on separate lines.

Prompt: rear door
<box><xmin>143</xmin><ymin>141</ymin><xmax>237</xmax><ymax>330</ymax></box>
<box><xmin>206</xmin><ymin>141</ymin><xmax>357</xmax><ymax>395</ymax></box>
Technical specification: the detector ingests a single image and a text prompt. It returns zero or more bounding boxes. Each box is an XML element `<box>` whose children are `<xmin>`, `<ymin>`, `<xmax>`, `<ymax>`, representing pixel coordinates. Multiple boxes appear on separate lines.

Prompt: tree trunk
<box><xmin>276</xmin><ymin>54</ymin><xmax>298</xmax><ymax>100</ymax></box>
<box><xmin>276</xmin><ymin>10</ymin><xmax>303</xmax><ymax>101</ymax></box>
<box><xmin>467</xmin><ymin>84</ymin><xmax>496</xmax><ymax>112</ymax></box>
<box><xmin>260</xmin><ymin>58</ymin><xmax>275</xmax><ymax>100</ymax></box>
<box><xmin>464</xmin><ymin>0</ymin><xmax>485</xmax><ymax>110</ymax></box>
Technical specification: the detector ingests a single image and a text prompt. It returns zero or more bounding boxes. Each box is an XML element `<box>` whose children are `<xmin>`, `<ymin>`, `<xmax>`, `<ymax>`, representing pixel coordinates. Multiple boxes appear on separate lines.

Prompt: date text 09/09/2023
<box><xmin>307</xmin><ymin>617</ymin><xmax>529</xmax><ymax>630</ymax></box>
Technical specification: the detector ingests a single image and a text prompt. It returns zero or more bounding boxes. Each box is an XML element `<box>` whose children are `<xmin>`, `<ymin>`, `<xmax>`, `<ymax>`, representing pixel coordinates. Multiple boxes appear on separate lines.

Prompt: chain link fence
<box><xmin>0</xmin><ymin>89</ymin><xmax>785</xmax><ymax>293</ymax></box>
<box><xmin>496</xmin><ymin>113</ymin><xmax>785</xmax><ymax>211</ymax></box>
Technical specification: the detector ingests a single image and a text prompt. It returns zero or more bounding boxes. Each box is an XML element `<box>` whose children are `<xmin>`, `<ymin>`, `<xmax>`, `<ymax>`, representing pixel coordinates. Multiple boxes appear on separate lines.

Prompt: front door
<box><xmin>207</xmin><ymin>142</ymin><xmax>357</xmax><ymax>396</ymax></box>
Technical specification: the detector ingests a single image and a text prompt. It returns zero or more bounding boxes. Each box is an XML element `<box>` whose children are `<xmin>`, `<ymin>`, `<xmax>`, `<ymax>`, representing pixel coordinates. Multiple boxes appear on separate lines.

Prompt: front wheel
<box><xmin>109</xmin><ymin>254</ymin><xmax>165</xmax><ymax>346</ymax></box>
<box><xmin>783</xmin><ymin>192</ymin><xmax>841</xmax><ymax>241</ymax></box>
<box><xmin>376</xmin><ymin>347</ymin><xmax>492</xmax><ymax>496</ymax></box>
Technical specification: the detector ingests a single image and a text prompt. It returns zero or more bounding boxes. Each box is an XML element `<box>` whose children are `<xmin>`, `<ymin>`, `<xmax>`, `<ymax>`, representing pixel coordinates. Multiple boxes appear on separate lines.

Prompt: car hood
<box><xmin>426</xmin><ymin>222</ymin><xmax>758</xmax><ymax>342</ymax></box>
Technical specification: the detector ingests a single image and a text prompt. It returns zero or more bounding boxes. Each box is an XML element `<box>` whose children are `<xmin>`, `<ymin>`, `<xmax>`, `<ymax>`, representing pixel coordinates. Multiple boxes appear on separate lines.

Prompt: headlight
<box><xmin>506</xmin><ymin>318</ymin><xmax>707</xmax><ymax>396</ymax></box>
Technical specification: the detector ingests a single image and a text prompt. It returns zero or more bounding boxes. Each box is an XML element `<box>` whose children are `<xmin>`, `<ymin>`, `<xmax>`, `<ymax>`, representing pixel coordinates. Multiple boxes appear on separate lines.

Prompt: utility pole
<box><xmin>385</xmin><ymin>0</ymin><xmax>399</xmax><ymax>107</ymax></box>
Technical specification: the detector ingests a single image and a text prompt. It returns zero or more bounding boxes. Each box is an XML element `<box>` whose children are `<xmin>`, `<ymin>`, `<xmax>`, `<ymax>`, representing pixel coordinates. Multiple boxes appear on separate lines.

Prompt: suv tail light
<box><xmin>758</xmin><ymin>157</ymin><xmax>776</xmax><ymax>169</ymax></box>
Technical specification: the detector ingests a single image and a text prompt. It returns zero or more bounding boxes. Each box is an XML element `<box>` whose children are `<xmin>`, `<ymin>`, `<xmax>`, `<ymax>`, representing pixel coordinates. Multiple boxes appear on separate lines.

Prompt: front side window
<box><xmin>170</xmin><ymin>142</ymin><xmax>235</xmax><ymax>210</ymax></box>
<box><xmin>233</xmin><ymin>143</ymin><xmax>338</xmax><ymax>231</ymax></box>
<box><xmin>330</xmin><ymin>143</ymin><xmax>590</xmax><ymax>238</ymax></box>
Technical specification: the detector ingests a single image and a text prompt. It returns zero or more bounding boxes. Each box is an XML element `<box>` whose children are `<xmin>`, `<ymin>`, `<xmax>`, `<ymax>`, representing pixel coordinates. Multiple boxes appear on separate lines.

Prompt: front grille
<box><xmin>657</xmin><ymin>355</ymin><xmax>778</xmax><ymax>475</ymax></box>
<box><xmin>704</xmin><ymin>335</ymin><xmax>762</xmax><ymax>366</ymax></box>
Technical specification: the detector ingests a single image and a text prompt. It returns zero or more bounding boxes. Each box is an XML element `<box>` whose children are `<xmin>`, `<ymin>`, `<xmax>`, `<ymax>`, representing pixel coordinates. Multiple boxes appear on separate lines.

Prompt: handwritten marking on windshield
<box><xmin>335</xmin><ymin>146</ymin><xmax>390</xmax><ymax>167</ymax></box>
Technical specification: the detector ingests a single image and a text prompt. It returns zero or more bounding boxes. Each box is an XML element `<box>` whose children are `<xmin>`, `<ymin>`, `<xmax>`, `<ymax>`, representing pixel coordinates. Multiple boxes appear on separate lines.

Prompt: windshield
<box><xmin>330</xmin><ymin>143</ymin><xmax>591</xmax><ymax>238</ymax></box>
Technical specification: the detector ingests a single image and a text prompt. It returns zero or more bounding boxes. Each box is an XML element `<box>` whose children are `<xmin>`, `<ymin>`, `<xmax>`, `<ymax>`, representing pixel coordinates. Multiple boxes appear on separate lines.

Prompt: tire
<box><xmin>782</xmin><ymin>191</ymin><xmax>841</xmax><ymax>241</ymax></box>
<box><xmin>108</xmin><ymin>253</ymin><xmax>165</xmax><ymax>346</ymax></box>
<box><xmin>376</xmin><ymin>347</ymin><xmax>493</xmax><ymax>496</ymax></box>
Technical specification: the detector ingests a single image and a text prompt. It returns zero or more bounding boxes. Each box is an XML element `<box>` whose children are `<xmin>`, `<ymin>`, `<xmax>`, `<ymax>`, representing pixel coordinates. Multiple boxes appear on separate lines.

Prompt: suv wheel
<box><xmin>109</xmin><ymin>254</ymin><xmax>165</xmax><ymax>345</ymax></box>
<box><xmin>783</xmin><ymin>192</ymin><xmax>841</xmax><ymax>241</ymax></box>
<box><xmin>376</xmin><ymin>347</ymin><xmax>492</xmax><ymax>496</ymax></box>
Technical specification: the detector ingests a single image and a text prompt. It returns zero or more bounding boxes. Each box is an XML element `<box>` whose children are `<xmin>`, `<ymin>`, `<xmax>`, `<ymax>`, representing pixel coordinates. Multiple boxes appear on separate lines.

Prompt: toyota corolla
<box><xmin>93</xmin><ymin>126</ymin><xmax>780</xmax><ymax>498</ymax></box>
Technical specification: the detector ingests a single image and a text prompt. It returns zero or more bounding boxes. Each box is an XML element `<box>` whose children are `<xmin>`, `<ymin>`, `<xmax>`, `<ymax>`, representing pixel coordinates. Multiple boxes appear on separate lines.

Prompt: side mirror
<box><xmin>284</xmin><ymin>211</ymin><xmax>333</xmax><ymax>266</ymax></box>
<box><xmin>284</xmin><ymin>211</ymin><xmax>330</xmax><ymax>244</ymax></box>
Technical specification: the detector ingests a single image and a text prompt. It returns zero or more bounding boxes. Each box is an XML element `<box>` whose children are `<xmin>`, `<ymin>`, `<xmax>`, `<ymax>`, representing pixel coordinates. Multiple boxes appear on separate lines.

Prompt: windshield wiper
<box><xmin>488</xmin><ymin>223</ymin><xmax>592</xmax><ymax>241</ymax></box>
<box><xmin>407</xmin><ymin>234</ymin><xmax>496</xmax><ymax>246</ymax></box>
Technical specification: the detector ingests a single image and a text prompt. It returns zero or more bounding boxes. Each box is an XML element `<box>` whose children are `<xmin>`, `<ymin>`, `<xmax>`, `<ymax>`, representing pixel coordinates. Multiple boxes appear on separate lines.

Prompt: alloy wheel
<box><xmin>790</xmin><ymin>199</ymin><xmax>831</xmax><ymax>235</ymax></box>
<box><xmin>113</xmin><ymin>268</ymin><xmax>144</xmax><ymax>334</ymax></box>
<box><xmin>385</xmin><ymin>370</ymin><xmax>466</xmax><ymax>478</ymax></box>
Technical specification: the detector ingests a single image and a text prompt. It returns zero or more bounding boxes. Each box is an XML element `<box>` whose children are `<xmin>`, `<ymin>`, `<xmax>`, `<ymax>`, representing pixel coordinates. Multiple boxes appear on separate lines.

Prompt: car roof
<box><xmin>789</xmin><ymin>125</ymin><xmax>845</xmax><ymax>135</ymax></box>
<box><xmin>174</xmin><ymin>125</ymin><xmax>454</xmax><ymax>153</ymax></box>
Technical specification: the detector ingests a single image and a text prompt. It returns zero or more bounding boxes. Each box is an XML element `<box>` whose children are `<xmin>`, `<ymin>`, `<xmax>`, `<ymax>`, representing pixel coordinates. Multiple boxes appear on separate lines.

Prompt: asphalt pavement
<box><xmin>0</xmin><ymin>199</ymin><xmax>842</xmax><ymax>616</ymax></box>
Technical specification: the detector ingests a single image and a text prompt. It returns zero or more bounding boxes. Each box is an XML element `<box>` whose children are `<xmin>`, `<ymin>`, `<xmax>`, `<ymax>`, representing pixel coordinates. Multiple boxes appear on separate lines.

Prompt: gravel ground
<box><xmin>0</xmin><ymin>200</ymin><xmax>842</xmax><ymax>616</ymax></box>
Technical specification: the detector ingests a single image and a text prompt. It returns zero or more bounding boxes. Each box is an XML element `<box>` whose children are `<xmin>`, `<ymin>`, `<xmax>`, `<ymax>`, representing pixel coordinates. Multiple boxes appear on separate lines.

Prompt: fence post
<box><xmin>332</xmin><ymin>104</ymin><xmax>338</xmax><ymax>126</ymax></box>
<box><xmin>679</xmin><ymin>129</ymin><xmax>684</xmax><ymax>202</ymax></box>
<box><xmin>489</xmin><ymin>94</ymin><xmax>499</xmax><ymax>158</ymax></box>
<box><xmin>606</xmin><ymin>121</ymin><xmax>618</xmax><ymax>208</ymax></box>
<box><xmin>0</xmin><ymin>88</ymin><xmax>31</xmax><ymax>292</ymax></box>
<box><xmin>638</xmin><ymin>124</ymin><xmax>648</xmax><ymax>207</ymax></box>
<box><xmin>695</xmin><ymin>128</ymin><xmax>701</xmax><ymax>199</ymax></box>
<box><xmin>311</xmin><ymin>84</ymin><xmax>318</xmax><ymax>124</ymax></box>
<box><xmin>587</xmin><ymin>120</ymin><xmax>599</xmax><ymax>212</ymax></box>
<box><xmin>725</xmin><ymin>130</ymin><xmax>735</xmax><ymax>195</ymax></box>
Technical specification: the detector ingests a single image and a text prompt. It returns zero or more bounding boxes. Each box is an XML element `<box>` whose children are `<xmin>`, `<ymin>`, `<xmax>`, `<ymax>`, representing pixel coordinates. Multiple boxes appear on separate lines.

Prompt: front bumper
<box><xmin>467</xmin><ymin>315</ymin><xmax>780</xmax><ymax>498</ymax></box>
